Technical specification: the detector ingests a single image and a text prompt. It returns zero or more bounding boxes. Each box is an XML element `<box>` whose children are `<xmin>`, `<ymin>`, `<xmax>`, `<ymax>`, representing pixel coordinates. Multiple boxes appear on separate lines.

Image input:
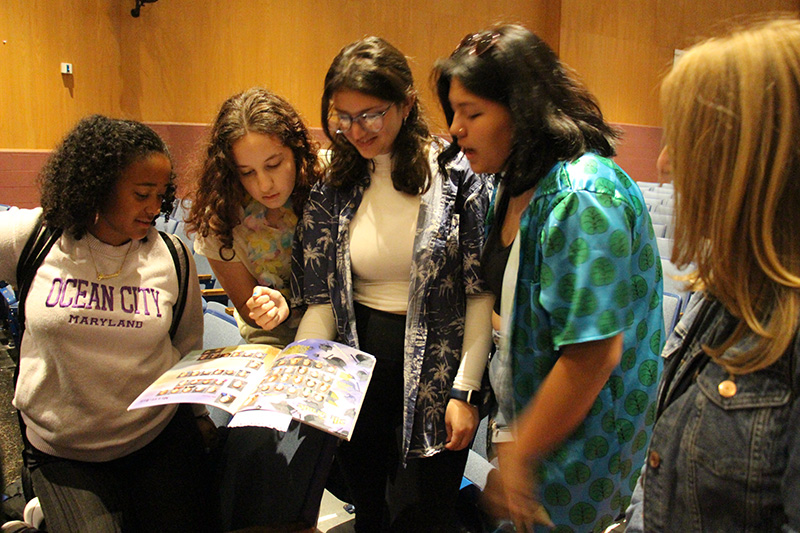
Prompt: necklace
<box><xmin>89</xmin><ymin>240</ymin><xmax>133</xmax><ymax>281</ymax></box>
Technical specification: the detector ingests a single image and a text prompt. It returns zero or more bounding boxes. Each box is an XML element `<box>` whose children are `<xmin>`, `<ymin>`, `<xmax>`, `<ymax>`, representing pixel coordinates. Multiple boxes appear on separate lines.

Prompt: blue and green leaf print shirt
<box><xmin>491</xmin><ymin>153</ymin><xmax>664</xmax><ymax>533</ymax></box>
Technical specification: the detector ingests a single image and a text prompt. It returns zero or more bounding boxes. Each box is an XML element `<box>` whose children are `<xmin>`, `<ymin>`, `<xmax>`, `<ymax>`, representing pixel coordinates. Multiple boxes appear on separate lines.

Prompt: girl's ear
<box><xmin>401</xmin><ymin>95</ymin><xmax>416</xmax><ymax>120</ymax></box>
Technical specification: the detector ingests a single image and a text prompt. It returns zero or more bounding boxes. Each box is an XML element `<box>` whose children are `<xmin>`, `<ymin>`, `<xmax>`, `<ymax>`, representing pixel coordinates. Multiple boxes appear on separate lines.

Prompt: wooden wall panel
<box><xmin>0</xmin><ymin>1</ymin><xmax>124</xmax><ymax>149</ymax></box>
<box><xmin>559</xmin><ymin>0</ymin><xmax>800</xmax><ymax>126</ymax></box>
<box><xmin>121</xmin><ymin>0</ymin><xmax>559</xmax><ymax>136</ymax></box>
<box><xmin>1</xmin><ymin>0</ymin><xmax>559</xmax><ymax>150</ymax></box>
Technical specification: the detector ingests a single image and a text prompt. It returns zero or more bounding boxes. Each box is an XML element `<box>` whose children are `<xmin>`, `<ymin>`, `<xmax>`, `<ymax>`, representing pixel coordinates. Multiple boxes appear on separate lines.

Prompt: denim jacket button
<box><xmin>648</xmin><ymin>450</ymin><xmax>661</xmax><ymax>469</ymax></box>
<box><xmin>718</xmin><ymin>379</ymin><xmax>737</xmax><ymax>397</ymax></box>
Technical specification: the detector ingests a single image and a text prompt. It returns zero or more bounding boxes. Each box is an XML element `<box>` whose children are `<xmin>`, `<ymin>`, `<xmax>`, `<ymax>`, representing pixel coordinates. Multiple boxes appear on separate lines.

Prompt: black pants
<box><xmin>336</xmin><ymin>302</ymin><xmax>468</xmax><ymax>532</ymax></box>
<box><xmin>215</xmin><ymin>422</ymin><xmax>339</xmax><ymax>531</ymax></box>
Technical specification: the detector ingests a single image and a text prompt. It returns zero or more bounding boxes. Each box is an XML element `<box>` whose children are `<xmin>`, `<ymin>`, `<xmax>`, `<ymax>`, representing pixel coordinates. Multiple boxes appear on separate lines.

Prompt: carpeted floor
<box><xmin>0</xmin><ymin>333</ymin><xmax>26</xmax><ymax>522</ymax></box>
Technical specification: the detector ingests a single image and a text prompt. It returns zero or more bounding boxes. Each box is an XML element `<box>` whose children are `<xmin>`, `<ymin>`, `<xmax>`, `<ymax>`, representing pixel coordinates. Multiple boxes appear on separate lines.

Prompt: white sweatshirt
<box><xmin>0</xmin><ymin>208</ymin><xmax>203</xmax><ymax>462</ymax></box>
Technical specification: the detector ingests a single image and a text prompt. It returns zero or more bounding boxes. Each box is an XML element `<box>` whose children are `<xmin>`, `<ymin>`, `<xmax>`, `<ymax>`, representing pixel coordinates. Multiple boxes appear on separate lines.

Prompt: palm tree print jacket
<box><xmin>292</xmin><ymin>145</ymin><xmax>491</xmax><ymax>459</ymax></box>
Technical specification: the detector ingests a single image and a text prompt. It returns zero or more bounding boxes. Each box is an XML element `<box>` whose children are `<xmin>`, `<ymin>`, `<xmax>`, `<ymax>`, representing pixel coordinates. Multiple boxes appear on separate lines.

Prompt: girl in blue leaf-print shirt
<box><xmin>434</xmin><ymin>24</ymin><xmax>663</xmax><ymax>532</ymax></box>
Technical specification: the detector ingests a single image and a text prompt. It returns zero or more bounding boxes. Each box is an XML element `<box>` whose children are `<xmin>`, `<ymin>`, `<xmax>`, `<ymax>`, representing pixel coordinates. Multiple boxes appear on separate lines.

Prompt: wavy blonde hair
<box><xmin>661</xmin><ymin>18</ymin><xmax>800</xmax><ymax>374</ymax></box>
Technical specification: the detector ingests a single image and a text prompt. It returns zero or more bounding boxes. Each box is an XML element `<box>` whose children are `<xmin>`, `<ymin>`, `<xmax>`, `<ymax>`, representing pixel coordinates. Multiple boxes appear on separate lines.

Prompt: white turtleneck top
<box><xmin>349</xmin><ymin>153</ymin><xmax>420</xmax><ymax>313</ymax></box>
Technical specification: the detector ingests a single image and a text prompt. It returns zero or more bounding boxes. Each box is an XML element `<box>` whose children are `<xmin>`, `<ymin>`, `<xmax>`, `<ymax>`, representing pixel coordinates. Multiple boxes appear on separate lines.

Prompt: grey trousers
<box><xmin>24</xmin><ymin>405</ymin><xmax>216</xmax><ymax>533</ymax></box>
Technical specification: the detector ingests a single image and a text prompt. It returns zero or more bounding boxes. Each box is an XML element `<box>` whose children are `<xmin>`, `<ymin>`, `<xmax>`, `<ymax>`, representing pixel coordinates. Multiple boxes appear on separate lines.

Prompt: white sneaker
<box><xmin>22</xmin><ymin>498</ymin><xmax>43</xmax><ymax>529</ymax></box>
<box><xmin>0</xmin><ymin>520</ymin><xmax>38</xmax><ymax>533</ymax></box>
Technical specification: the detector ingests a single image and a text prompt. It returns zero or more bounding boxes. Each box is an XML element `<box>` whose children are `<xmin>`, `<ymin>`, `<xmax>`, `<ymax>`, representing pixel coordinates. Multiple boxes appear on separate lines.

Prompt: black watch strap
<box><xmin>450</xmin><ymin>387</ymin><xmax>481</xmax><ymax>406</ymax></box>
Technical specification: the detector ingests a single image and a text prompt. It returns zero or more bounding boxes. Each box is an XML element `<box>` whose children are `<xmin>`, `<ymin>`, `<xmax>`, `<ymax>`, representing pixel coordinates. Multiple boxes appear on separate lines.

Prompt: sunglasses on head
<box><xmin>454</xmin><ymin>31</ymin><xmax>501</xmax><ymax>57</ymax></box>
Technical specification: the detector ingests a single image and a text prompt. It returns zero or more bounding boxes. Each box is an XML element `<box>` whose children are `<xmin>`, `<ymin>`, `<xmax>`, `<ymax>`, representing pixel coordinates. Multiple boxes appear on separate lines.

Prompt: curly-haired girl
<box><xmin>186</xmin><ymin>88</ymin><xmax>333</xmax><ymax>531</ymax></box>
<box><xmin>186</xmin><ymin>87</ymin><xmax>321</xmax><ymax>347</ymax></box>
<box><xmin>0</xmin><ymin>115</ymin><xmax>214</xmax><ymax>531</ymax></box>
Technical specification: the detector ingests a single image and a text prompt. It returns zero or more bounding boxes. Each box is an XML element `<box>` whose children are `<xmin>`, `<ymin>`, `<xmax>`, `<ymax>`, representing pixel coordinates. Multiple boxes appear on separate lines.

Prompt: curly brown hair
<box><xmin>38</xmin><ymin>115</ymin><xmax>176</xmax><ymax>240</ymax></box>
<box><xmin>185</xmin><ymin>88</ymin><xmax>322</xmax><ymax>259</ymax></box>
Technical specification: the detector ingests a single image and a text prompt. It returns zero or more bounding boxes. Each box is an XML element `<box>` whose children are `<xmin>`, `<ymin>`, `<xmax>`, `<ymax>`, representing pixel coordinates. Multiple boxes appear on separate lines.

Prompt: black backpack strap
<box><xmin>159</xmin><ymin>231</ymin><xmax>189</xmax><ymax>340</ymax></box>
<box><xmin>14</xmin><ymin>214</ymin><xmax>62</xmax><ymax>468</ymax></box>
<box><xmin>15</xmin><ymin>214</ymin><xmax>62</xmax><ymax>349</ymax></box>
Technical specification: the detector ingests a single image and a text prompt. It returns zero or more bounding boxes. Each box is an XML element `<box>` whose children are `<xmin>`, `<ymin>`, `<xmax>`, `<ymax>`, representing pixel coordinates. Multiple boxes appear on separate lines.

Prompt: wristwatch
<box><xmin>449</xmin><ymin>387</ymin><xmax>481</xmax><ymax>406</ymax></box>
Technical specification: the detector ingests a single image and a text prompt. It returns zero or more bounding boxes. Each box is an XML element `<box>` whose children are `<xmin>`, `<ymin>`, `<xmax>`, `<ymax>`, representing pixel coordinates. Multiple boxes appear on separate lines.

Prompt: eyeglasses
<box><xmin>330</xmin><ymin>104</ymin><xmax>393</xmax><ymax>134</ymax></box>
<box><xmin>454</xmin><ymin>31</ymin><xmax>500</xmax><ymax>57</ymax></box>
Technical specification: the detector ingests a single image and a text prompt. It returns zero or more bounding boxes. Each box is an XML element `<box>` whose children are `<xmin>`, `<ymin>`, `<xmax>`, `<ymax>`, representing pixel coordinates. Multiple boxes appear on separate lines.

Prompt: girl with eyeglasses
<box><xmin>294</xmin><ymin>36</ymin><xmax>494</xmax><ymax>531</ymax></box>
<box><xmin>433</xmin><ymin>24</ymin><xmax>663</xmax><ymax>532</ymax></box>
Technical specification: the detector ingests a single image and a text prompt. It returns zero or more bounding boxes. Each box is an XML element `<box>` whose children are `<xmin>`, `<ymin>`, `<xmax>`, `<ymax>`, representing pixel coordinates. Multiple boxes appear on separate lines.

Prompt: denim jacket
<box><xmin>626</xmin><ymin>293</ymin><xmax>800</xmax><ymax>532</ymax></box>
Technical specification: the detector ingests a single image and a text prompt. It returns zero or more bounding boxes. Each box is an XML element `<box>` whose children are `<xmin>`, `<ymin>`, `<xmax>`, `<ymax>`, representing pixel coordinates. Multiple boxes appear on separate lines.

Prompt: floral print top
<box><xmin>195</xmin><ymin>199</ymin><xmax>297</xmax><ymax>303</ymax></box>
<box><xmin>292</xmin><ymin>145</ymin><xmax>490</xmax><ymax>459</ymax></box>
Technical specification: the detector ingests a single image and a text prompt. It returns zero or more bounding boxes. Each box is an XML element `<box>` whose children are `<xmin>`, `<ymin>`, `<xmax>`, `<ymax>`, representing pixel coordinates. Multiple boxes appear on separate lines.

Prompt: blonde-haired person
<box><xmin>625</xmin><ymin>18</ymin><xmax>800</xmax><ymax>532</ymax></box>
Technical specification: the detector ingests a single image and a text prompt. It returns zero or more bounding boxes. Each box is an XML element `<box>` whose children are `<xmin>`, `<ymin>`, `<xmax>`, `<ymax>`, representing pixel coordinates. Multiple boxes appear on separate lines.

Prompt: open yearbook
<box><xmin>129</xmin><ymin>339</ymin><xmax>376</xmax><ymax>440</ymax></box>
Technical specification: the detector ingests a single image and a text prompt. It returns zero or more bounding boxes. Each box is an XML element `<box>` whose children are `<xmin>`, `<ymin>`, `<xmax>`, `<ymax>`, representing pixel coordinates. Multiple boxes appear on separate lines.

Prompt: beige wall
<box><xmin>0</xmin><ymin>0</ymin><xmax>558</xmax><ymax>150</ymax></box>
<box><xmin>559</xmin><ymin>0</ymin><xmax>799</xmax><ymax>125</ymax></box>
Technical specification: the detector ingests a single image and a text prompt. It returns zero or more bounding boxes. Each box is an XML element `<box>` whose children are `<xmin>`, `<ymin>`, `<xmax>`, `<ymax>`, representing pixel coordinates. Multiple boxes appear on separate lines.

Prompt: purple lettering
<box><xmin>130</xmin><ymin>287</ymin><xmax>141</xmax><ymax>314</ymax></box>
<box><xmin>150</xmin><ymin>288</ymin><xmax>162</xmax><ymax>318</ymax></box>
<box><xmin>59</xmin><ymin>279</ymin><xmax>76</xmax><ymax>307</ymax></box>
<box><xmin>87</xmin><ymin>283</ymin><xmax>102</xmax><ymax>310</ymax></box>
<box><xmin>101</xmin><ymin>285</ymin><xmax>114</xmax><ymax>311</ymax></box>
<box><xmin>73</xmin><ymin>279</ymin><xmax>88</xmax><ymax>309</ymax></box>
<box><xmin>46</xmin><ymin>279</ymin><xmax>63</xmax><ymax>307</ymax></box>
<box><xmin>139</xmin><ymin>288</ymin><xmax>151</xmax><ymax>316</ymax></box>
<box><xmin>121</xmin><ymin>287</ymin><xmax>134</xmax><ymax>313</ymax></box>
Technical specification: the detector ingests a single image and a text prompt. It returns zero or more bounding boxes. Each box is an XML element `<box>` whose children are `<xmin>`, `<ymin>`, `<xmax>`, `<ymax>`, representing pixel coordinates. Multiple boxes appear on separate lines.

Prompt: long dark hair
<box><xmin>321</xmin><ymin>36</ymin><xmax>436</xmax><ymax>194</ymax></box>
<box><xmin>186</xmin><ymin>87</ymin><xmax>321</xmax><ymax>257</ymax></box>
<box><xmin>433</xmin><ymin>24</ymin><xmax>620</xmax><ymax>196</ymax></box>
<box><xmin>38</xmin><ymin>115</ymin><xmax>176</xmax><ymax>239</ymax></box>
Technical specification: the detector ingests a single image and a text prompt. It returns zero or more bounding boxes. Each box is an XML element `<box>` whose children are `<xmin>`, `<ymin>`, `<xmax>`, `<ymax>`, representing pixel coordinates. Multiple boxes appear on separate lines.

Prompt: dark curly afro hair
<box><xmin>38</xmin><ymin>114</ymin><xmax>177</xmax><ymax>239</ymax></box>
